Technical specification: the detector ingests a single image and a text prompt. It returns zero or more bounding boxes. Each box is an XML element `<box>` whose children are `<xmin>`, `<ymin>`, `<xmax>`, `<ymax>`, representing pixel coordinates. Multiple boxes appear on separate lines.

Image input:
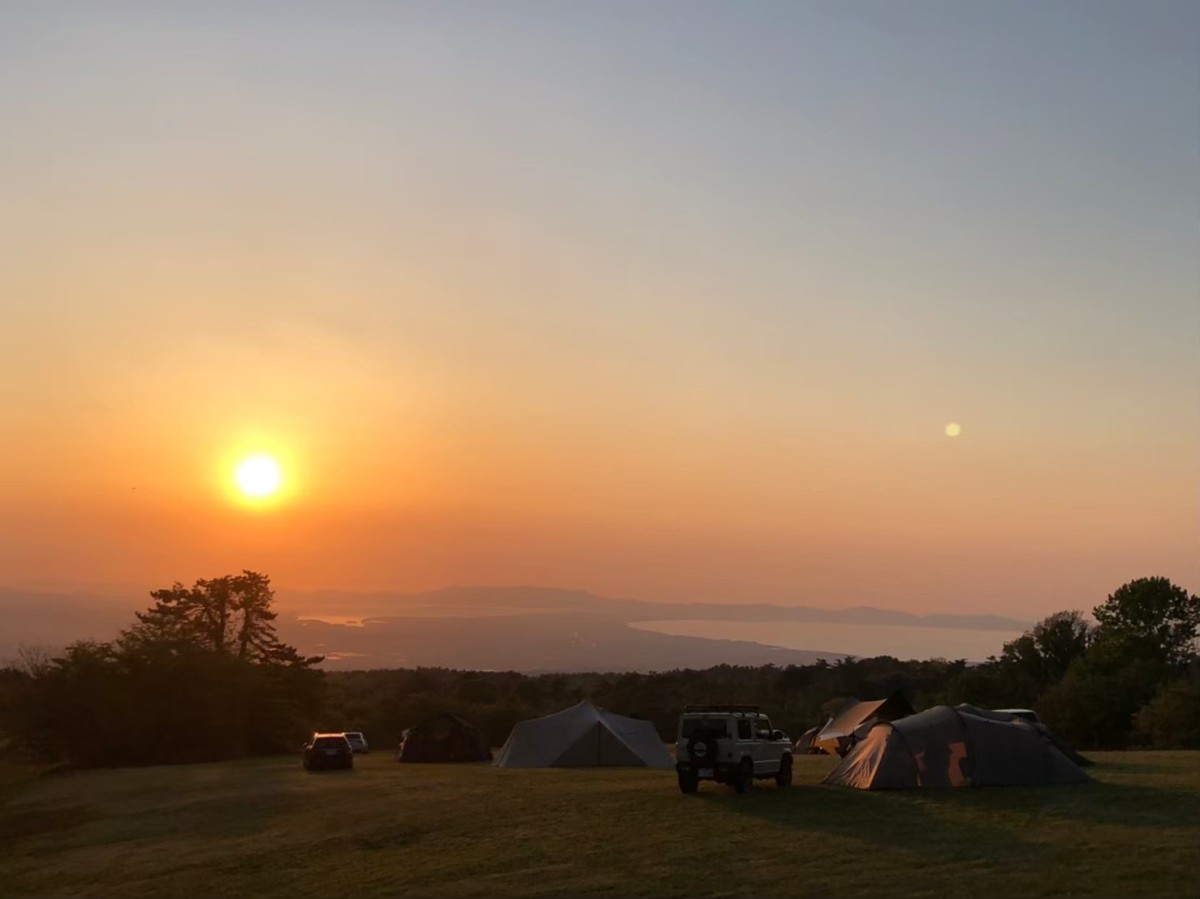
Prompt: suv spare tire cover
<box><xmin>687</xmin><ymin>736</ymin><xmax>718</xmax><ymax>769</ymax></box>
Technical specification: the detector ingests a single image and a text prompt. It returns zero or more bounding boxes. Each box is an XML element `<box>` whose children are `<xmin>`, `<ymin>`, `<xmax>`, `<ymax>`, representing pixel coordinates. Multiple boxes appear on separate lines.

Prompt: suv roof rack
<box><xmin>683</xmin><ymin>704</ymin><xmax>761</xmax><ymax>714</ymax></box>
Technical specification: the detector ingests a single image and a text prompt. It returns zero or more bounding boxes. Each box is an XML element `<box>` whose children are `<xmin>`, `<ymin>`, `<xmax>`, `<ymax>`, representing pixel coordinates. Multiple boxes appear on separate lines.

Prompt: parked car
<box><xmin>343</xmin><ymin>731</ymin><xmax>369</xmax><ymax>753</ymax></box>
<box><xmin>674</xmin><ymin>704</ymin><xmax>792</xmax><ymax>794</ymax></box>
<box><xmin>303</xmin><ymin>733</ymin><xmax>354</xmax><ymax>771</ymax></box>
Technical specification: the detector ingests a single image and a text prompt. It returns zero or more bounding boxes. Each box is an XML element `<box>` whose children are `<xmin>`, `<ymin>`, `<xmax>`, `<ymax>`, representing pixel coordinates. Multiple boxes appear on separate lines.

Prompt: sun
<box><xmin>234</xmin><ymin>454</ymin><xmax>283</xmax><ymax>498</ymax></box>
<box><xmin>945</xmin><ymin>422</ymin><xmax>962</xmax><ymax>438</ymax></box>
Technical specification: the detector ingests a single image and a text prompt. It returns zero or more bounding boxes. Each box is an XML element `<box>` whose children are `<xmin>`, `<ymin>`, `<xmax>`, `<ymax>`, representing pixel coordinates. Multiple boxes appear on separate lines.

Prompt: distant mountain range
<box><xmin>0</xmin><ymin>584</ymin><xmax>1030</xmax><ymax>672</ymax></box>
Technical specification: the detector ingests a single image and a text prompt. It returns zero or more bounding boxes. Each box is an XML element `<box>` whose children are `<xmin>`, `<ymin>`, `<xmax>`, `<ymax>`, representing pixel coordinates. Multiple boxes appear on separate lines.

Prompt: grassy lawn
<box><xmin>0</xmin><ymin>751</ymin><xmax>1196</xmax><ymax>897</ymax></box>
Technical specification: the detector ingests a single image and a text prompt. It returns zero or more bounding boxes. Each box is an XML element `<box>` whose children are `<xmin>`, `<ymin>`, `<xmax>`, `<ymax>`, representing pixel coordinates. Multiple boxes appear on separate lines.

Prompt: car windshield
<box><xmin>682</xmin><ymin>717</ymin><xmax>728</xmax><ymax>739</ymax></box>
<box><xmin>314</xmin><ymin>737</ymin><xmax>346</xmax><ymax>748</ymax></box>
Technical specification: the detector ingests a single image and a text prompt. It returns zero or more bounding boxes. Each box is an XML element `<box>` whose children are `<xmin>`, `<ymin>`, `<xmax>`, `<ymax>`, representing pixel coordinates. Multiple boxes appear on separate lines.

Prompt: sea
<box><xmin>628</xmin><ymin>619</ymin><xmax>1024</xmax><ymax>662</ymax></box>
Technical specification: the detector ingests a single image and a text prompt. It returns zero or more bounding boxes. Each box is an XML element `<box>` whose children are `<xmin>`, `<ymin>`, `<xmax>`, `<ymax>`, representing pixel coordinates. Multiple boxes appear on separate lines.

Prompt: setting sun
<box><xmin>234</xmin><ymin>454</ymin><xmax>283</xmax><ymax>499</ymax></box>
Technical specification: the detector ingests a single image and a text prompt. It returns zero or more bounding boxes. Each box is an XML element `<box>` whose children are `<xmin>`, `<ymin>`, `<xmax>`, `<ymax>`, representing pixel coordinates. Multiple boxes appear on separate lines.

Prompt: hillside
<box><xmin>1</xmin><ymin>752</ymin><xmax>1196</xmax><ymax>897</ymax></box>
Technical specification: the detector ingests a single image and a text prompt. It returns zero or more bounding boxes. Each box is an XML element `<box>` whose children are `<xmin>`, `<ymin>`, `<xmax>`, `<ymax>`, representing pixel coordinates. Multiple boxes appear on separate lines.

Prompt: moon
<box><xmin>234</xmin><ymin>454</ymin><xmax>283</xmax><ymax>498</ymax></box>
<box><xmin>945</xmin><ymin>422</ymin><xmax>962</xmax><ymax>438</ymax></box>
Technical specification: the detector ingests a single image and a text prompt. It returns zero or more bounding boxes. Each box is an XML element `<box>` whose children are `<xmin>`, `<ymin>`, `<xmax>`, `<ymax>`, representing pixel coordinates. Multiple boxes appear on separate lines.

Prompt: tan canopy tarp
<box><xmin>824</xmin><ymin>705</ymin><xmax>1089</xmax><ymax>789</ymax></box>
<box><xmin>495</xmin><ymin>701</ymin><xmax>673</xmax><ymax>769</ymax></box>
<box><xmin>813</xmin><ymin>690</ymin><xmax>915</xmax><ymax>755</ymax></box>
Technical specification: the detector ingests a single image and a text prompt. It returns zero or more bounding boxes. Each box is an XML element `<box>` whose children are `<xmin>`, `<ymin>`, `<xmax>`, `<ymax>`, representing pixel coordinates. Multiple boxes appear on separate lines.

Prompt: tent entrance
<box><xmin>554</xmin><ymin>721</ymin><xmax>644</xmax><ymax>767</ymax></box>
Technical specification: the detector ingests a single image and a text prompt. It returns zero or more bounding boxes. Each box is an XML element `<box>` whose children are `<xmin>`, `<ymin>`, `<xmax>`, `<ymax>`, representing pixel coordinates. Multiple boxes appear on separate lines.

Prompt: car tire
<box><xmin>678</xmin><ymin>771</ymin><xmax>699</xmax><ymax>794</ymax></box>
<box><xmin>733</xmin><ymin>757</ymin><xmax>753</xmax><ymax>794</ymax></box>
<box><xmin>775</xmin><ymin>754</ymin><xmax>793</xmax><ymax>787</ymax></box>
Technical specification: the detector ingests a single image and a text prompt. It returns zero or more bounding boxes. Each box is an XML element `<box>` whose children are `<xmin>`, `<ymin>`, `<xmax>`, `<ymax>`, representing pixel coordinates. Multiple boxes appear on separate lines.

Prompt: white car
<box><xmin>675</xmin><ymin>704</ymin><xmax>792</xmax><ymax>794</ymax></box>
<box><xmin>342</xmin><ymin>731</ymin><xmax>369</xmax><ymax>753</ymax></box>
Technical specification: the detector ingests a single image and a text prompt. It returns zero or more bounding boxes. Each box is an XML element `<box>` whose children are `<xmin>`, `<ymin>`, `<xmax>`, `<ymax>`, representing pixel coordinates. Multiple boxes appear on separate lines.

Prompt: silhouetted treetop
<box><xmin>126</xmin><ymin>571</ymin><xmax>321</xmax><ymax>668</ymax></box>
<box><xmin>1093</xmin><ymin>577</ymin><xmax>1200</xmax><ymax>668</ymax></box>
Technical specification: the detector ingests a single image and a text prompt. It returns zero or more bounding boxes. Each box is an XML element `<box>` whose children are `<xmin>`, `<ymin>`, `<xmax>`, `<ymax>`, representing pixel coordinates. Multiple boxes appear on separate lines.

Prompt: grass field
<box><xmin>1</xmin><ymin>751</ymin><xmax>1196</xmax><ymax>897</ymax></box>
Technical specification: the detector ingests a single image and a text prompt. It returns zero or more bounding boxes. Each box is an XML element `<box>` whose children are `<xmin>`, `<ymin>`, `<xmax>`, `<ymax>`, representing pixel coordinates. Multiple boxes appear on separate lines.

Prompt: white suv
<box><xmin>675</xmin><ymin>705</ymin><xmax>792</xmax><ymax>794</ymax></box>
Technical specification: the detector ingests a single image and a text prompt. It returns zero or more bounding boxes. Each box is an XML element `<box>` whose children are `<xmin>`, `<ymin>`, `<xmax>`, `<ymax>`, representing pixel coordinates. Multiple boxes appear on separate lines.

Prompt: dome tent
<box><xmin>824</xmin><ymin>704</ymin><xmax>1089</xmax><ymax>790</ymax></box>
<box><xmin>955</xmin><ymin>704</ymin><xmax>1093</xmax><ymax>768</ymax></box>
<box><xmin>495</xmin><ymin>701</ymin><xmax>673</xmax><ymax>768</ymax></box>
<box><xmin>397</xmin><ymin>713</ymin><xmax>493</xmax><ymax>763</ymax></box>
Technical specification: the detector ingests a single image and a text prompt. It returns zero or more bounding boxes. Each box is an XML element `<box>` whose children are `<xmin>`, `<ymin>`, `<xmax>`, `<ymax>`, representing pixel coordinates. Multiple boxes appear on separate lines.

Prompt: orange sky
<box><xmin>1</xmin><ymin>4</ymin><xmax>1196</xmax><ymax>619</ymax></box>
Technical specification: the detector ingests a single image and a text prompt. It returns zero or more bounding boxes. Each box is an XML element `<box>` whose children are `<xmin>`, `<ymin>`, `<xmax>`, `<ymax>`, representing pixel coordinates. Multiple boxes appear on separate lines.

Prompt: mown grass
<box><xmin>0</xmin><ymin>752</ymin><xmax>1196</xmax><ymax>897</ymax></box>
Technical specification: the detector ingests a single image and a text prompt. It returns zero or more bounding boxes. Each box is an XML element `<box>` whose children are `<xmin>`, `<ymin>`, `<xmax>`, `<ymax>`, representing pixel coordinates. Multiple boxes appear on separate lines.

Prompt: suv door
<box><xmin>735</xmin><ymin>717</ymin><xmax>755</xmax><ymax>770</ymax></box>
<box><xmin>753</xmin><ymin>717</ymin><xmax>776</xmax><ymax>774</ymax></box>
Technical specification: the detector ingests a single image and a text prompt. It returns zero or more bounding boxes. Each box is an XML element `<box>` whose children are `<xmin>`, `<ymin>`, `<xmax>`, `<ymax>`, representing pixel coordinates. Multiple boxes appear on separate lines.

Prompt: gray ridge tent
<box><xmin>495</xmin><ymin>701</ymin><xmax>673</xmax><ymax>768</ymax></box>
<box><xmin>824</xmin><ymin>704</ymin><xmax>1089</xmax><ymax>789</ymax></box>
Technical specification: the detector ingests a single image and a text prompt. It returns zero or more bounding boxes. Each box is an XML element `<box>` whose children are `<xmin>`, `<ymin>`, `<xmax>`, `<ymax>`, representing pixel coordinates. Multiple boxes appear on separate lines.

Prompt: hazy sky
<box><xmin>1</xmin><ymin>1</ymin><xmax>1196</xmax><ymax>617</ymax></box>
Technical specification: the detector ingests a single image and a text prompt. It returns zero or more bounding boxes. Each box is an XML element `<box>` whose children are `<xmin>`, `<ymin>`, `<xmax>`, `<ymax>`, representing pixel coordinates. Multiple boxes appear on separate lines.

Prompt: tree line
<box><xmin>1</xmin><ymin>574</ymin><xmax>1196</xmax><ymax>767</ymax></box>
<box><xmin>0</xmin><ymin>572</ymin><xmax>323</xmax><ymax>766</ymax></box>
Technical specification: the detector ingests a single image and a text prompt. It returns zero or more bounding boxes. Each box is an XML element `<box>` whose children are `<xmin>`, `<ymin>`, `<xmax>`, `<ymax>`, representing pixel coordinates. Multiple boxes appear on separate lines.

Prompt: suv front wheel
<box><xmin>775</xmin><ymin>754</ymin><xmax>793</xmax><ymax>787</ymax></box>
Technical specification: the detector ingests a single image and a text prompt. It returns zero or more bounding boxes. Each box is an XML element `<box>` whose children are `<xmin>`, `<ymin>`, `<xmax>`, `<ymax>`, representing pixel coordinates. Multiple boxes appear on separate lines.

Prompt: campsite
<box><xmin>1</xmin><ymin>750</ymin><xmax>1196</xmax><ymax>897</ymax></box>
<box><xmin>4</xmin><ymin>575</ymin><xmax>1197</xmax><ymax>895</ymax></box>
<box><xmin>2</xmin><ymin>695</ymin><xmax>1196</xmax><ymax>896</ymax></box>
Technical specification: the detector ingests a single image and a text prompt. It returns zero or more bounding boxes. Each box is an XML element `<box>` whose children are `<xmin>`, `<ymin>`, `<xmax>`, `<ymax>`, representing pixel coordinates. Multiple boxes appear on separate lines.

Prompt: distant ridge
<box><xmin>281</xmin><ymin>585</ymin><xmax>1031</xmax><ymax>632</ymax></box>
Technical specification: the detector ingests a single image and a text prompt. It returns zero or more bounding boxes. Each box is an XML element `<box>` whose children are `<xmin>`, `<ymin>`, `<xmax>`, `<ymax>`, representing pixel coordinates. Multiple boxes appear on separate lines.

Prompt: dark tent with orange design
<box><xmin>824</xmin><ymin>705</ymin><xmax>1089</xmax><ymax>789</ymax></box>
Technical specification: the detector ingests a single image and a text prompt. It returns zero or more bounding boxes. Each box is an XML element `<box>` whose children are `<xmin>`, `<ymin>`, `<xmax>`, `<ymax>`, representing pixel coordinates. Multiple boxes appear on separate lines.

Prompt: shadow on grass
<box><xmin>693</xmin><ymin>774</ymin><xmax>1197</xmax><ymax>855</ymax></box>
<box><xmin>913</xmin><ymin>778</ymin><xmax>1199</xmax><ymax>830</ymax></box>
<box><xmin>0</xmin><ymin>804</ymin><xmax>95</xmax><ymax>846</ymax></box>
<box><xmin>695</xmin><ymin>785</ymin><xmax>1039</xmax><ymax>861</ymax></box>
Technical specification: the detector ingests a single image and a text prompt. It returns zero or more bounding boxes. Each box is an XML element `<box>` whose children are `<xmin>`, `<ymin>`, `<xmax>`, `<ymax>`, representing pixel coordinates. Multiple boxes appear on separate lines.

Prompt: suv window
<box><xmin>737</xmin><ymin>720</ymin><xmax>752</xmax><ymax>739</ymax></box>
<box><xmin>681</xmin><ymin>717</ymin><xmax>728</xmax><ymax>739</ymax></box>
<box><xmin>314</xmin><ymin>737</ymin><xmax>346</xmax><ymax>749</ymax></box>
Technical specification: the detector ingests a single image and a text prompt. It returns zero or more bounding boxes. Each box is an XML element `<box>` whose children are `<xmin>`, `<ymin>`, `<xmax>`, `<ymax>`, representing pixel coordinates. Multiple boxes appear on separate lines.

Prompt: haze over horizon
<box><xmin>2</xmin><ymin>2</ymin><xmax>1196</xmax><ymax>632</ymax></box>
<box><xmin>1</xmin><ymin>582</ymin><xmax>1034</xmax><ymax>670</ymax></box>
